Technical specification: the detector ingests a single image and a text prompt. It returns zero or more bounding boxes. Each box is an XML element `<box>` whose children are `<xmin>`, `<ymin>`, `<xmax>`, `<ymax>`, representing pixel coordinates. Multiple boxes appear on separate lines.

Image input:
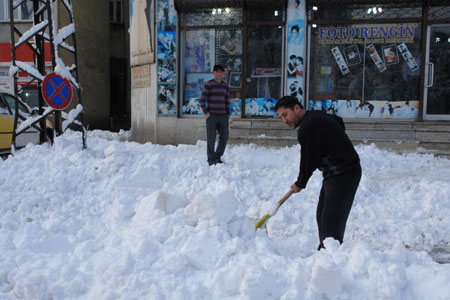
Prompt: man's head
<box><xmin>275</xmin><ymin>96</ymin><xmax>305</xmax><ymax>129</ymax></box>
<box><xmin>212</xmin><ymin>64</ymin><xmax>225</xmax><ymax>82</ymax></box>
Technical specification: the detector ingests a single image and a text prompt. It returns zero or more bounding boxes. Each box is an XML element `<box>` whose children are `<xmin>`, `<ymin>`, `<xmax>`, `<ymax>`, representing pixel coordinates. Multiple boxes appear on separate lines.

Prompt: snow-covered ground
<box><xmin>0</xmin><ymin>130</ymin><xmax>449</xmax><ymax>299</ymax></box>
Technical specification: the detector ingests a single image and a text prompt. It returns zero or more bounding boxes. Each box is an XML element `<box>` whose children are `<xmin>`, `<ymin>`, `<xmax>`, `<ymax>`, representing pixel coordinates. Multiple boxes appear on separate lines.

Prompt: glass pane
<box><xmin>309</xmin><ymin>4</ymin><xmax>422</xmax><ymax>20</ymax></box>
<box><xmin>426</xmin><ymin>26</ymin><xmax>450</xmax><ymax>115</ymax></box>
<box><xmin>247</xmin><ymin>5</ymin><xmax>284</xmax><ymax>22</ymax></box>
<box><xmin>182</xmin><ymin>29</ymin><xmax>216</xmax><ymax>115</ymax></box>
<box><xmin>21</xmin><ymin>0</ymin><xmax>33</xmax><ymax>20</ymax></box>
<box><xmin>181</xmin><ymin>8</ymin><xmax>242</xmax><ymax>26</ymax></box>
<box><xmin>0</xmin><ymin>0</ymin><xmax>5</xmax><ymax>21</ymax></box>
<box><xmin>245</xmin><ymin>25</ymin><xmax>283</xmax><ymax>117</ymax></box>
<box><xmin>310</xmin><ymin>23</ymin><xmax>421</xmax><ymax>118</ymax></box>
<box><xmin>116</xmin><ymin>0</ymin><xmax>122</xmax><ymax>23</ymax></box>
<box><xmin>109</xmin><ymin>0</ymin><xmax>114</xmax><ymax>22</ymax></box>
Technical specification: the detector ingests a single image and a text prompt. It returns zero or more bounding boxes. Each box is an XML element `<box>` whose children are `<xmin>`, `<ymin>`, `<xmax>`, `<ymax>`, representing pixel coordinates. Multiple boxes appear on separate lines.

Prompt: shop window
<box><xmin>181</xmin><ymin>8</ymin><xmax>243</xmax><ymax>26</ymax></box>
<box><xmin>309</xmin><ymin>23</ymin><xmax>421</xmax><ymax>119</ymax></box>
<box><xmin>245</xmin><ymin>25</ymin><xmax>283</xmax><ymax>116</ymax></box>
<box><xmin>0</xmin><ymin>0</ymin><xmax>33</xmax><ymax>21</ymax></box>
<box><xmin>308</xmin><ymin>4</ymin><xmax>422</xmax><ymax>20</ymax></box>
<box><xmin>181</xmin><ymin>28</ymin><xmax>243</xmax><ymax>115</ymax></box>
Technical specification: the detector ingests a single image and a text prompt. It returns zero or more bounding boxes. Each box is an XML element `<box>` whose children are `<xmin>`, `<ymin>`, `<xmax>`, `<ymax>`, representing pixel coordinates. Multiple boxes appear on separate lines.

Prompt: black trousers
<box><xmin>316</xmin><ymin>164</ymin><xmax>362</xmax><ymax>250</ymax></box>
<box><xmin>206</xmin><ymin>114</ymin><xmax>229</xmax><ymax>164</ymax></box>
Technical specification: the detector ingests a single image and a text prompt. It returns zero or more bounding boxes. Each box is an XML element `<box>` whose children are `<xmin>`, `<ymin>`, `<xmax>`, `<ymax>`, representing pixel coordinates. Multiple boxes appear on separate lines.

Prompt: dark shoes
<box><xmin>208</xmin><ymin>158</ymin><xmax>223</xmax><ymax>166</ymax></box>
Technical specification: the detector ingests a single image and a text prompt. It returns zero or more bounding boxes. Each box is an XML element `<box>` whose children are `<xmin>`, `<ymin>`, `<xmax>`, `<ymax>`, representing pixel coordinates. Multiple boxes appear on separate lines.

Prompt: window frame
<box><xmin>0</xmin><ymin>0</ymin><xmax>34</xmax><ymax>22</ymax></box>
<box><xmin>110</xmin><ymin>0</ymin><xmax>123</xmax><ymax>24</ymax></box>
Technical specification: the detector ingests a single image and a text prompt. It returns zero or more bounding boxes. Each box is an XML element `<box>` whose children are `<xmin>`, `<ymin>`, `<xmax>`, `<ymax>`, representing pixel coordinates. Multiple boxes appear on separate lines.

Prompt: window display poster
<box><xmin>156</xmin><ymin>0</ymin><xmax>176</xmax><ymax>31</ymax></box>
<box><xmin>382</xmin><ymin>45</ymin><xmax>399</xmax><ymax>65</ymax></box>
<box><xmin>155</xmin><ymin>0</ymin><xmax>177</xmax><ymax>115</ymax></box>
<box><xmin>229</xmin><ymin>98</ymin><xmax>242</xmax><ymax>116</ymax></box>
<box><xmin>331</xmin><ymin>47</ymin><xmax>350</xmax><ymax>75</ymax></box>
<box><xmin>130</xmin><ymin>0</ymin><xmax>155</xmax><ymax>66</ymax></box>
<box><xmin>157</xmin><ymin>59</ymin><xmax>176</xmax><ymax>84</ymax></box>
<box><xmin>215</xmin><ymin>28</ymin><xmax>242</xmax><ymax>76</ymax></box>
<box><xmin>183</xmin><ymin>72</ymin><xmax>214</xmax><ymax>115</ymax></box>
<box><xmin>185</xmin><ymin>29</ymin><xmax>215</xmax><ymax>73</ymax></box>
<box><xmin>245</xmin><ymin>98</ymin><xmax>277</xmax><ymax>116</ymax></box>
<box><xmin>311</xmin><ymin>99</ymin><xmax>420</xmax><ymax>118</ymax></box>
<box><xmin>397</xmin><ymin>43</ymin><xmax>419</xmax><ymax>72</ymax></box>
<box><xmin>157</xmin><ymin>31</ymin><xmax>176</xmax><ymax>60</ymax></box>
<box><xmin>157</xmin><ymin>84</ymin><xmax>177</xmax><ymax>115</ymax></box>
<box><xmin>343</xmin><ymin>45</ymin><xmax>361</xmax><ymax>66</ymax></box>
<box><xmin>366</xmin><ymin>44</ymin><xmax>387</xmax><ymax>73</ymax></box>
<box><xmin>286</xmin><ymin>0</ymin><xmax>306</xmax><ymax>106</ymax></box>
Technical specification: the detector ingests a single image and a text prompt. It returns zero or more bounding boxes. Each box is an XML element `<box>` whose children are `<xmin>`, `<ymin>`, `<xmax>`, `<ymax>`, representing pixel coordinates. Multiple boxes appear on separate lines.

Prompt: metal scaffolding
<box><xmin>8</xmin><ymin>0</ymin><xmax>86</xmax><ymax>151</ymax></box>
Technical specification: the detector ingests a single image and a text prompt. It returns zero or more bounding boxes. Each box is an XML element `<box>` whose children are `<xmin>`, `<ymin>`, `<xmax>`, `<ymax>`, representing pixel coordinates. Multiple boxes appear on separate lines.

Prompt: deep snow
<box><xmin>0</xmin><ymin>130</ymin><xmax>449</xmax><ymax>299</ymax></box>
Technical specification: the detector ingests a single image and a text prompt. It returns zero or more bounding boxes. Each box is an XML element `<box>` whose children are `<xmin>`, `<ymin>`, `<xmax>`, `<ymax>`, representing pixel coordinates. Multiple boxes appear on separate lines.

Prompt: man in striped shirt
<box><xmin>199</xmin><ymin>64</ymin><xmax>230</xmax><ymax>166</ymax></box>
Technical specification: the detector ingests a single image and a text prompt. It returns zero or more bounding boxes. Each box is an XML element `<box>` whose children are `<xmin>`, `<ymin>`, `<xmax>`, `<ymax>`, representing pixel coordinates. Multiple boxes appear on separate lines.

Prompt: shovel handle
<box><xmin>276</xmin><ymin>189</ymin><xmax>295</xmax><ymax>209</ymax></box>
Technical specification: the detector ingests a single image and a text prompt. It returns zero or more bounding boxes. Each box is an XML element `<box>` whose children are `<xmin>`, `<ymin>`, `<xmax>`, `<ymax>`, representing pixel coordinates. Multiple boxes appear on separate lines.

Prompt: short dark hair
<box><xmin>213</xmin><ymin>64</ymin><xmax>225</xmax><ymax>72</ymax></box>
<box><xmin>275</xmin><ymin>95</ymin><xmax>304</xmax><ymax>111</ymax></box>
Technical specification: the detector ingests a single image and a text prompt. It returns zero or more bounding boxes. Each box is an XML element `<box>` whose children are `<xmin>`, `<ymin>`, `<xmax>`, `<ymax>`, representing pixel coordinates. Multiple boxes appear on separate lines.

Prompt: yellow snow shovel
<box><xmin>255</xmin><ymin>189</ymin><xmax>295</xmax><ymax>231</ymax></box>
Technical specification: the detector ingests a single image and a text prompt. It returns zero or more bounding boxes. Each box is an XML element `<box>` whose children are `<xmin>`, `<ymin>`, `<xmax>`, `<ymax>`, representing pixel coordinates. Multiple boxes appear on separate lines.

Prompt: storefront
<box><xmin>307</xmin><ymin>0</ymin><xmax>450</xmax><ymax>120</ymax></box>
<box><xmin>130</xmin><ymin>0</ymin><xmax>450</xmax><ymax>144</ymax></box>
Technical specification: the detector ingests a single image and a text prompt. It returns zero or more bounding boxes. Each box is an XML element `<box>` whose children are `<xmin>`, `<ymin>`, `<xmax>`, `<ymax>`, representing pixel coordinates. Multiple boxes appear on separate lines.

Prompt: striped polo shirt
<box><xmin>199</xmin><ymin>79</ymin><xmax>230</xmax><ymax>116</ymax></box>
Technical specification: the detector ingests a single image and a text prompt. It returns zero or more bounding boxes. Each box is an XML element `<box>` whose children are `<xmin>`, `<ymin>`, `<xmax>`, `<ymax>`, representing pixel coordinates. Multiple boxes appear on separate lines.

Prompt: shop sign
<box><xmin>318</xmin><ymin>24</ymin><xmax>416</xmax><ymax>44</ymax></box>
<box><xmin>131</xmin><ymin>64</ymin><xmax>150</xmax><ymax>89</ymax></box>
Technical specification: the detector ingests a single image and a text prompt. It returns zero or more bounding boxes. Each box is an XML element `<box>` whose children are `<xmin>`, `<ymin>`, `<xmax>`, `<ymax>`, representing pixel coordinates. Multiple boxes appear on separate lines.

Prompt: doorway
<box><xmin>424</xmin><ymin>24</ymin><xmax>450</xmax><ymax>120</ymax></box>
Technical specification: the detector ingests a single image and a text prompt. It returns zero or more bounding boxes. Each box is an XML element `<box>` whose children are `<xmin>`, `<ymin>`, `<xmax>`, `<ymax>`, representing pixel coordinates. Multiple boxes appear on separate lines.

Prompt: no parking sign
<box><xmin>41</xmin><ymin>72</ymin><xmax>73</xmax><ymax>110</ymax></box>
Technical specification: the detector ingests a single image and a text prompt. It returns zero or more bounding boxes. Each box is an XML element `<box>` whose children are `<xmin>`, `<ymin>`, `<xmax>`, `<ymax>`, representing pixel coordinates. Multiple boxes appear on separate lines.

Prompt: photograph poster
<box><xmin>366</xmin><ymin>44</ymin><xmax>387</xmax><ymax>73</ymax></box>
<box><xmin>331</xmin><ymin>47</ymin><xmax>350</xmax><ymax>75</ymax></box>
<box><xmin>229</xmin><ymin>72</ymin><xmax>242</xmax><ymax>88</ymax></box>
<box><xmin>397</xmin><ymin>43</ymin><xmax>419</xmax><ymax>72</ymax></box>
<box><xmin>343</xmin><ymin>45</ymin><xmax>361</xmax><ymax>66</ymax></box>
<box><xmin>382</xmin><ymin>45</ymin><xmax>399</xmax><ymax>65</ymax></box>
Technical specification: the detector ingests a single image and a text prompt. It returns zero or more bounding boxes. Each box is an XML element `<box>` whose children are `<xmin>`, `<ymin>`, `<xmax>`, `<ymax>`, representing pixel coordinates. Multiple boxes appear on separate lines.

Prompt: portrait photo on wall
<box><xmin>157</xmin><ymin>31</ymin><xmax>176</xmax><ymax>60</ymax></box>
<box><xmin>156</xmin><ymin>0</ymin><xmax>176</xmax><ymax>31</ymax></box>
<box><xmin>157</xmin><ymin>84</ymin><xmax>176</xmax><ymax>115</ymax></box>
<box><xmin>382</xmin><ymin>45</ymin><xmax>399</xmax><ymax>65</ymax></box>
<box><xmin>217</xmin><ymin>57</ymin><xmax>242</xmax><ymax>74</ymax></box>
<box><xmin>287</xmin><ymin>20</ymin><xmax>304</xmax><ymax>55</ymax></box>
<box><xmin>287</xmin><ymin>55</ymin><xmax>304</xmax><ymax>78</ymax></box>
<box><xmin>130</xmin><ymin>0</ymin><xmax>155</xmax><ymax>66</ymax></box>
<box><xmin>343</xmin><ymin>45</ymin><xmax>361</xmax><ymax>66</ymax></box>
<box><xmin>216</xmin><ymin>29</ymin><xmax>242</xmax><ymax>56</ymax></box>
<box><xmin>229</xmin><ymin>72</ymin><xmax>242</xmax><ymax>88</ymax></box>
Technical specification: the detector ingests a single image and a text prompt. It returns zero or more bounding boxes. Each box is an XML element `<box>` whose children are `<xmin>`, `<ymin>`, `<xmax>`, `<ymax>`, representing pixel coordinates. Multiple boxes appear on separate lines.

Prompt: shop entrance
<box><xmin>244</xmin><ymin>25</ymin><xmax>283</xmax><ymax>117</ymax></box>
<box><xmin>423</xmin><ymin>24</ymin><xmax>450</xmax><ymax>120</ymax></box>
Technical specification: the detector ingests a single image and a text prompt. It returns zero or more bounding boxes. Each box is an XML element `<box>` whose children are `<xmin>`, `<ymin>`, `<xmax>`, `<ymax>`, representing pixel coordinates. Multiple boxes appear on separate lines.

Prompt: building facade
<box><xmin>0</xmin><ymin>0</ymin><xmax>131</xmax><ymax>131</ymax></box>
<box><xmin>129</xmin><ymin>0</ymin><xmax>450</xmax><ymax>146</ymax></box>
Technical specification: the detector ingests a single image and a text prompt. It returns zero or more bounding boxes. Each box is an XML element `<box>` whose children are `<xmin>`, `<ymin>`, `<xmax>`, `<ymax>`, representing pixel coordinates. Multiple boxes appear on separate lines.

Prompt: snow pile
<box><xmin>0</xmin><ymin>130</ymin><xmax>449</xmax><ymax>299</ymax></box>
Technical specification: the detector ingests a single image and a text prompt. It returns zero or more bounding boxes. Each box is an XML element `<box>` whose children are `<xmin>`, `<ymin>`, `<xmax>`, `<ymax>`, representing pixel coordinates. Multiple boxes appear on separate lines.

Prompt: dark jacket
<box><xmin>295</xmin><ymin>110</ymin><xmax>360</xmax><ymax>189</ymax></box>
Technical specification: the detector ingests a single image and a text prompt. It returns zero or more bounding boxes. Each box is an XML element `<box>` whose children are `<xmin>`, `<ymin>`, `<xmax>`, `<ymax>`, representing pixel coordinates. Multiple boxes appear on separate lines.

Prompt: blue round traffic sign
<box><xmin>41</xmin><ymin>72</ymin><xmax>73</xmax><ymax>110</ymax></box>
